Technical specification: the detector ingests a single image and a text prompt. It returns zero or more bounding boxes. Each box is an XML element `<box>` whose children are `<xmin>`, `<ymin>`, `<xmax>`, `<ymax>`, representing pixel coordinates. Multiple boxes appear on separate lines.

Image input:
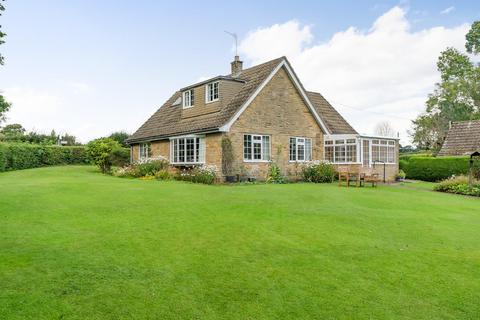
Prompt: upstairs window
<box><xmin>139</xmin><ymin>143</ymin><xmax>152</xmax><ymax>160</ymax></box>
<box><xmin>183</xmin><ymin>89</ymin><xmax>194</xmax><ymax>108</ymax></box>
<box><xmin>289</xmin><ymin>137</ymin><xmax>312</xmax><ymax>162</ymax></box>
<box><xmin>206</xmin><ymin>81</ymin><xmax>219</xmax><ymax>103</ymax></box>
<box><xmin>243</xmin><ymin>134</ymin><xmax>270</xmax><ymax>161</ymax></box>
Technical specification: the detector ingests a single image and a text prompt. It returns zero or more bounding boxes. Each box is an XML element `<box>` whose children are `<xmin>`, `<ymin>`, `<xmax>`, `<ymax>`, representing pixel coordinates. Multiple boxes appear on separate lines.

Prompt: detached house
<box><xmin>126</xmin><ymin>56</ymin><xmax>399</xmax><ymax>181</ymax></box>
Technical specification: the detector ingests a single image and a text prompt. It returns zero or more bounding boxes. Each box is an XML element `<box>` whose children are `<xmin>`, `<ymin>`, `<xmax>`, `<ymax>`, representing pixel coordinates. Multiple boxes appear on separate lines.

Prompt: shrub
<box><xmin>154</xmin><ymin>169</ymin><xmax>173</xmax><ymax>180</ymax></box>
<box><xmin>0</xmin><ymin>143</ymin><xmax>88</xmax><ymax>172</ymax></box>
<box><xmin>266</xmin><ymin>162</ymin><xmax>285</xmax><ymax>183</ymax></box>
<box><xmin>402</xmin><ymin>156</ymin><xmax>469</xmax><ymax>182</ymax></box>
<box><xmin>86</xmin><ymin>138</ymin><xmax>124</xmax><ymax>173</ymax></box>
<box><xmin>302</xmin><ymin>161</ymin><xmax>336</xmax><ymax>183</ymax></box>
<box><xmin>434</xmin><ymin>175</ymin><xmax>480</xmax><ymax>197</ymax></box>
<box><xmin>134</xmin><ymin>159</ymin><xmax>169</xmax><ymax>177</ymax></box>
<box><xmin>109</xmin><ymin>147</ymin><xmax>130</xmax><ymax>167</ymax></box>
<box><xmin>396</xmin><ymin>169</ymin><xmax>406</xmax><ymax>180</ymax></box>
<box><xmin>176</xmin><ymin>165</ymin><xmax>217</xmax><ymax>185</ymax></box>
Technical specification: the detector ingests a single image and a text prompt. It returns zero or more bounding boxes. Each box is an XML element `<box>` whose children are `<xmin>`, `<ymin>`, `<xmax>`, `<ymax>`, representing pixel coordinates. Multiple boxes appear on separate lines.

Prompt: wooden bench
<box><xmin>360</xmin><ymin>170</ymin><xmax>380</xmax><ymax>187</ymax></box>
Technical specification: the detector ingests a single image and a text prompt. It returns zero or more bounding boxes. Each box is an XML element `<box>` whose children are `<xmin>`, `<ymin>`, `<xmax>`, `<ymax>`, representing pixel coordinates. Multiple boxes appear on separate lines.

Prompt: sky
<box><xmin>1</xmin><ymin>1</ymin><xmax>480</xmax><ymax>144</ymax></box>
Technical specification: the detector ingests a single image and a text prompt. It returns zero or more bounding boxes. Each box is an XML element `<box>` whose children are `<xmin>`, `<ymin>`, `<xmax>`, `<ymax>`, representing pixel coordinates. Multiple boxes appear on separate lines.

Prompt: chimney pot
<box><xmin>231</xmin><ymin>55</ymin><xmax>243</xmax><ymax>77</ymax></box>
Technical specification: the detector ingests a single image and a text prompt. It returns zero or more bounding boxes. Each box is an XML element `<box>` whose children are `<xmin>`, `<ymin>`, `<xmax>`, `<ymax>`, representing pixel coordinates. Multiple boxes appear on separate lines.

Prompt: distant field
<box><xmin>1</xmin><ymin>166</ymin><xmax>479</xmax><ymax>319</ymax></box>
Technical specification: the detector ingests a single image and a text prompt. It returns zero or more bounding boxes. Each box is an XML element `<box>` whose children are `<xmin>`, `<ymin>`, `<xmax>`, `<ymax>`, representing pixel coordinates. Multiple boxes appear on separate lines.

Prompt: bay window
<box><xmin>289</xmin><ymin>137</ymin><xmax>312</xmax><ymax>162</ymax></box>
<box><xmin>170</xmin><ymin>136</ymin><xmax>205</xmax><ymax>164</ymax></box>
<box><xmin>243</xmin><ymin>134</ymin><xmax>270</xmax><ymax>161</ymax></box>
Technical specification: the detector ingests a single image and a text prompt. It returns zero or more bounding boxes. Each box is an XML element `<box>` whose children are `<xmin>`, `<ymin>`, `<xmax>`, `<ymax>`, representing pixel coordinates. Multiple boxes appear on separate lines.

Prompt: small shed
<box><xmin>438</xmin><ymin>120</ymin><xmax>480</xmax><ymax>156</ymax></box>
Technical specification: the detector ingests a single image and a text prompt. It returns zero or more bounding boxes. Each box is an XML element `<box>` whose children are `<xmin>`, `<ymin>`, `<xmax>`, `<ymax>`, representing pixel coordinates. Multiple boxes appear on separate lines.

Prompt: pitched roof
<box><xmin>127</xmin><ymin>57</ymin><xmax>357</xmax><ymax>143</ymax></box>
<box><xmin>438</xmin><ymin>120</ymin><xmax>480</xmax><ymax>156</ymax></box>
<box><xmin>306</xmin><ymin>91</ymin><xmax>357</xmax><ymax>134</ymax></box>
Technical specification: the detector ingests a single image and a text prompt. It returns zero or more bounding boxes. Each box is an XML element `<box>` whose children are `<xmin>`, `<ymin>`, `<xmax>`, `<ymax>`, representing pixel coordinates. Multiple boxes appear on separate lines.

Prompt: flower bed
<box><xmin>434</xmin><ymin>175</ymin><xmax>480</xmax><ymax>197</ymax></box>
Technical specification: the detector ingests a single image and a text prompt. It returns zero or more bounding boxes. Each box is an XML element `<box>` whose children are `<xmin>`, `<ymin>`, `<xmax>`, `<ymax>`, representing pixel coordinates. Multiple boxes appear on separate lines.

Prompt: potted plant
<box><xmin>395</xmin><ymin>169</ymin><xmax>406</xmax><ymax>182</ymax></box>
<box><xmin>221</xmin><ymin>136</ymin><xmax>236</xmax><ymax>182</ymax></box>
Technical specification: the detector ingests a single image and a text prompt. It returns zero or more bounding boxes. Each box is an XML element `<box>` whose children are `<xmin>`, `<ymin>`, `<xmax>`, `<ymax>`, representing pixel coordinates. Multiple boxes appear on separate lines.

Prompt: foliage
<box><xmin>176</xmin><ymin>165</ymin><xmax>217</xmax><ymax>185</ymax></box>
<box><xmin>401</xmin><ymin>156</ymin><xmax>469</xmax><ymax>182</ymax></box>
<box><xmin>221</xmin><ymin>136</ymin><xmax>235</xmax><ymax>176</ymax></box>
<box><xmin>396</xmin><ymin>169</ymin><xmax>406</xmax><ymax>179</ymax></box>
<box><xmin>0</xmin><ymin>124</ymin><xmax>80</xmax><ymax>145</ymax></box>
<box><xmin>0</xmin><ymin>0</ymin><xmax>6</xmax><ymax>66</ymax></box>
<box><xmin>302</xmin><ymin>161</ymin><xmax>336</xmax><ymax>183</ymax></box>
<box><xmin>0</xmin><ymin>143</ymin><xmax>87</xmax><ymax>171</ymax></box>
<box><xmin>109</xmin><ymin>147</ymin><xmax>130</xmax><ymax>167</ymax></box>
<box><xmin>154</xmin><ymin>169</ymin><xmax>173</xmax><ymax>180</ymax></box>
<box><xmin>266</xmin><ymin>162</ymin><xmax>285</xmax><ymax>183</ymax></box>
<box><xmin>108</xmin><ymin>131</ymin><xmax>130</xmax><ymax>147</ymax></box>
<box><xmin>0</xmin><ymin>94</ymin><xmax>11</xmax><ymax>123</ymax></box>
<box><xmin>411</xmin><ymin>21</ymin><xmax>480</xmax><ymax>151</ymax></box>
<box><xmin>113</xmin><ymin>157</ymin><xmax>170</xmax><ymax>179</ymax></box>
<box><xmin>434</xmin><ymin>175</ymin><xmax>480</xmax><ymax>197</ymax></box>
<box><xmin>86</xmin><ymin>138</ymin><xmax>124</xmax><ymax>173</ymax></box>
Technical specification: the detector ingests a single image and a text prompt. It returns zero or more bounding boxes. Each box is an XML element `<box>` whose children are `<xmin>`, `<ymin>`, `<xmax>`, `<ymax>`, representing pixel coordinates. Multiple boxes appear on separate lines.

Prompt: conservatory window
<box><xmin>324</xmin><ymin>138</ymin><xmax>357</xmax><ymax>163</ymax></box>
<box><xmin>371</xmin><ymin>139</ymin><xmax>396</xmax><ymax>164</ymax></box>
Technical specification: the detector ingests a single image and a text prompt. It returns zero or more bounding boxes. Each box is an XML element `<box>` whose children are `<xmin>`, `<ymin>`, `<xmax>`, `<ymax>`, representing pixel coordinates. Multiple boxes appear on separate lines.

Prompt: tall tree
<box><xmin>411</xmin><ymin>21</ymin><xmax>480</xmax><ymax>151</ymax></box>
<box><xmin>0</xmin><ymin>1</ymin><xmax>11</xmax><ymax>124</ymax></box>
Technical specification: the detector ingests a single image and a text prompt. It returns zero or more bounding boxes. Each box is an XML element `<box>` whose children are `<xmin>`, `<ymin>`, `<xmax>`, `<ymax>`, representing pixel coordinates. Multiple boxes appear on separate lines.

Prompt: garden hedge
<box><xmin>0</xmin><ymin>143</ymin><xmax>88</xmax><ymax>172</ymax></box>
<box><xmin>402</xmin><ymin>156</ymin><xmax>469</xmax><ymax>182</ymax></box>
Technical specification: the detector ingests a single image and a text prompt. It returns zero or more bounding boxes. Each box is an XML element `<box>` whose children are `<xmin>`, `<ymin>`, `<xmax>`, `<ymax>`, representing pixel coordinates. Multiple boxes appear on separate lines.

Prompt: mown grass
<box><xmin>0</xmin><ymin>166</ymin><xmax>479</xmax><ymax>319</ymax></box>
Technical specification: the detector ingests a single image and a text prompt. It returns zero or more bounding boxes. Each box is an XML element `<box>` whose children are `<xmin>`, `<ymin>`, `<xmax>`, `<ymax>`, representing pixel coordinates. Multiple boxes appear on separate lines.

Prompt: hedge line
<box><xmin>0</xmin><ymin>143</ymin><xmax>88</xmax><ymax>172</ymax></box>
<box><xmin>401</xmin><ymin>156</ymin><xmax>469</xmax><ymax>182</ymax></box>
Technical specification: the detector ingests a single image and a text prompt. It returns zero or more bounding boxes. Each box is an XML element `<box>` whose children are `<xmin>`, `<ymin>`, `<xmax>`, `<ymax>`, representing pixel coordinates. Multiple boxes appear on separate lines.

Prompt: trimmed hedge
<box><xmin>402</xmin><ymin>156</ymin><xmax>469</xmax><ymax>182</ymax></box>
<box><xmin>0</xmin><ymin>143</ymin><xmax>88</xmax><ymax>172</ymax></box>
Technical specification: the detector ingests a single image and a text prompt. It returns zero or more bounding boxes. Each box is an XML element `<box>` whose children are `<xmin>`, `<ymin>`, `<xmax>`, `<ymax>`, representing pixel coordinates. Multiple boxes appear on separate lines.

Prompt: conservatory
<box><xmin>323</xmin><ymin>134</ymin><xmax>399</xmax><ymax>167</ymax></box>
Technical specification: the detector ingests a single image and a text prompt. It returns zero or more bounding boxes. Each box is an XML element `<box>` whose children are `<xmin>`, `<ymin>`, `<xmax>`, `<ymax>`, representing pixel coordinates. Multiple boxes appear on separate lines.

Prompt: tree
<box><xmin>0</xmin><ymin>123</ymin><xmax>25</xmax><ymax>142</ymax></box>
<box><xmin>86</xmin><ymin>138</ymin><xmax>123</xmax><ymax>173</ymax></box>
<box><xmin>0</xmin><ymin>0</ymin><xmax>6</xmax><ymax>65</ymax></box>
<box><xmin>108</xmin><ymin>131</ymin><xmax>130</xmax><ymax>147</ymax></box>
<box><xmin>411</xmin><ymin>21</ymin><xmax>480</xmax><ymax>151</ymax></box>
<box><xmin>0</xmin><ymin>94</ymin><xmax>11</xmax><ymax>124</ymax></box>
<box><xmin>374</xmin><ymin>121</ymin><xmax>396</xmax><ymax>137</ymax></box>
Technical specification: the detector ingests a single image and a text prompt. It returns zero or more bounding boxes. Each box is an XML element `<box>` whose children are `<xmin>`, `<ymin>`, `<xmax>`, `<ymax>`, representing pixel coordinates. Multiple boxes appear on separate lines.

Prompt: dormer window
<box><xmin>206</xmin><ymin>81</ymin><xmax>219</xmax><ymax>103</ymax></box>
<box><xmin>183</xmin><ymin>89</ymin><xmax>194</xmax><ymax>108</ymax></box>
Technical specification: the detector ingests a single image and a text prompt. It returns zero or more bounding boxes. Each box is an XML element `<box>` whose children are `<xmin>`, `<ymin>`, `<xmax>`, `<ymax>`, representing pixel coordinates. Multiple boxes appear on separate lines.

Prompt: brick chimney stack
<box><xmin>231</xmin><ymin>55</ymin><xmax>243</xmax><ymax>77</ymax></box>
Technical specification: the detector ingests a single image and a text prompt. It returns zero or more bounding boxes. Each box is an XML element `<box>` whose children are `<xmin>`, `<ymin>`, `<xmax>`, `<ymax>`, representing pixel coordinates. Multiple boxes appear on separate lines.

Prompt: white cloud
<box><xmin>440</xmin><ymin>6</ymin><xmax>455</xmax><ymax>15</ymax></box>
<box><xmin>238</xmin><ymin>6</ymin><xmax>469</xmax><ymax>144</ymax></box>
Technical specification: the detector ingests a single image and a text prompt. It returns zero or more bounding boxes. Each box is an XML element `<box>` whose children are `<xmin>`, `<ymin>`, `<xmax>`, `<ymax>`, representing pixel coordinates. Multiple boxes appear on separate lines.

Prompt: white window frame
<box><xmin>182</xmin><ymin>89</ymin><xmax>194</xmax><ymax>108</ymax></box>
<box><xmin>371</xmin><ymin>139</ymin><xmax>396</xmax><ymax>165</ymax></box>
<box><xmin>139</xmin><ymin>142</ymin><xmax>151</xmax><ymax>160</ymax></box>
<box><xmin>169</xmin><ymin>135</ymin><xmax>205</xmax><ymax>165</ymax></box>
<box><xmin>205</xmin><ymin>81</ymin><xmax>219</xmax><ymax>103</ymax></box>
<box><xmin>243</xmin><ymin>134</ymin><xmax>271</xmax><ymax>162</ymax></box>
<box><xmin>323</xmin><ymin>138</ymin><xmax>359</xmax><ymax>164</ymax></box>
<box><xmin>289</xmin><ymin>137</ymin><xmax>312</xmax><ymax>162</ymax></box>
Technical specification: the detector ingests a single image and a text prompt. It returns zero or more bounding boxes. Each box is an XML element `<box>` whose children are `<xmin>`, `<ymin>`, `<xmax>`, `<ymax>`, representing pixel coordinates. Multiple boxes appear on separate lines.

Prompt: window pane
<box><xmin>362</xmin><ymin>140</ymin><xmax>369</xmax><ymax>166</ymax></box>
<box><xmin>305</xmin><ymin>139</ymin><xmax>312</xmax><ymax>161</ymax></box>
<box><xmin>372</xmin><ymin>145</ymin><xmax>379</xmax><ymax>162</ymax></box>
<box><xmin>346</xmin><ymin>145</ymin><xmax>356</xmax><ymax>162</ymax></box>
<box><xmin>298</xmin><ymin>143</ymin><xmax>305</xmax><ymax>161</ymax></box>
<box><xmin>178</xmin><ymin>139</ymin><xmax>185</xmax><ymax>162</ymax></box>
<box><xmin>335</xmin><ymin>139</ymin><xmax>344</xmax><ymax>145</ymax></box>
<box><xmin>325</xmin><ymin>140</ymin><xmax>333</xmax><ymax>145</ymax></box>
<box><xmin>346</xmin><ymin>139</ymin><xmax>356</xmax><ymax>144</ymax></box>
<box><xmin>243</xmin><ymin>135</ymin><xmax>252</xmax><ymax>160</ymax></box>
<box><xmin>262</xmin><ymin>136</ymin><xmax>270</xmax><ymax>160</ymax></box>
<box><xmin>388</xmin><ymin>146</ymin><xmax>395</xmax><ymax>163</ymax></box>
<box><xmin>335</xmin><ymin>145</ymin><xmax>345</xmax><ymax>162</ymax></box>
<box><xmin>253</xmin><ymin>142</ymin><xmax>262</xmax><ymax>160</ymax></box>
<box><xmin>325</xmin><ymin>146</ymin><xmax>334</xmax><ymax>162</ymax></box>
<box><xmin>186</xmin><ymin>138</ymin><xmax>195</xmax><ymax>162</ymax></box>
<box><xmin>289</xmin><ymin>137</ymin><xmax>296</xmax><ymax>161</ymax></box>
<box><xmin>190</xmin><ymin>90</ymin><xmax>194</xmax><ymax>106</ymax></box>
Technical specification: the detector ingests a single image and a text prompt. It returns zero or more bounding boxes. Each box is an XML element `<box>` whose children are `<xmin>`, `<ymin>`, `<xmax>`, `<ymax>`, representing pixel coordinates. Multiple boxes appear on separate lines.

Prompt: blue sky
<box><xmin>1</xmin><ymin>0</ymin><xmax>480</xmax><ymax>143</ymax></box>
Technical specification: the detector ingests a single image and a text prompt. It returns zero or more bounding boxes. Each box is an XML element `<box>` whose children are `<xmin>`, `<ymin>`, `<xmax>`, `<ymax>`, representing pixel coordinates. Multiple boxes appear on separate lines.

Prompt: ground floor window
<box><xmin>371</xmin><ymin>139</ymin><xmax>396</xmax><ymax>164</ymax></box>
<box><xmin>170</xmin><ymin>136</ymin><xmax>205</xmax><ymax>164</ymax></box>
<box><xmin>324</xmin><ymin>139</ymin><xmax>356</xmax><ymax>163</ymax></box>
<box><xmin>289</xmin><ymin>137</ymin><xmax>312</xmax><ymax>161</ymax></box>
<box><xmin>139</xmin><ymin>142</ymin><xmax>151</xmax><ymax>160</ymax></box>
<box><xmin>243</xmin><ymin>134</ymin><xmax>270</xmax><ymax>161</ymax></box>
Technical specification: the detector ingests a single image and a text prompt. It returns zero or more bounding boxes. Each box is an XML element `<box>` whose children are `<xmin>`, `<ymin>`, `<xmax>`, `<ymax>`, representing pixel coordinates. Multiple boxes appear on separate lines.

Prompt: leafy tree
<box><xmin>0</xmin><ymin>123</ymin><xmax>26</xmax><ymax>142</ymax></box>
<box><xmin>0</xmin><ymin>0</ymin><xmax>6</xmax><ymax>65</ymax></box>
<box><xmin>0</xmin><ymin>1</ymin><xmax>11</xmax><ymax>123</ymax></box>
<box><xmin>0</xmin><ymin>94</ymin><xmax>11</xmax><ymax>124</ymax></box>
<box><xmin>86</xmin><ymin>138</ymin><xmax>124</xmax><ymax>173</ymax></box>
<box><xmin>108</xmin><ymin>131</ymin><xmax>130</xmax><ymax>147</ymax></box>
<box><xmin>411</xmin><ymin>21</ymin><xmax>480</xmax><ymax>151</ymax></box>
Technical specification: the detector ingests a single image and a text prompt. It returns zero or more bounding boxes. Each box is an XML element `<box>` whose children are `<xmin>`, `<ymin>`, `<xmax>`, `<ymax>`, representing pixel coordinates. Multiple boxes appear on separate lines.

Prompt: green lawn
<box><xmin>1</xmin><ymin>166</ymin><xmax>479</xmax><ymax>319</ymax></box>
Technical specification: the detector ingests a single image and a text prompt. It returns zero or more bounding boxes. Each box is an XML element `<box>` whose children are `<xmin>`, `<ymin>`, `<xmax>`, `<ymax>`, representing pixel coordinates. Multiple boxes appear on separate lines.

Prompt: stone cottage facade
<box><xmin>126</xmin><ymin>56</ymin><xmax>399</xmax><ymax>181</ymax></box>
